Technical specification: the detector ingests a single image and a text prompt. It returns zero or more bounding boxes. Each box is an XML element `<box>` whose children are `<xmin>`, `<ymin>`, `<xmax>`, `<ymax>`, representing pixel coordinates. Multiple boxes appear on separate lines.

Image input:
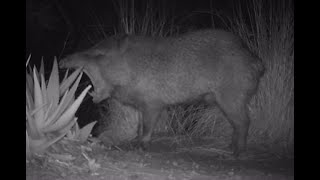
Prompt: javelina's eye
<box><xmin>58</xmin><ymin>60</ymin><xmax>65</xmax><ymax>67</ymax></box>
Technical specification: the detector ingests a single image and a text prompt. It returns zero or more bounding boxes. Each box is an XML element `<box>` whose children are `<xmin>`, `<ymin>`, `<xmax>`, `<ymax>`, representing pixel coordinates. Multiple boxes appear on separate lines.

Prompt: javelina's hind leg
<box><xmin>139</xmin><ymin>103</ymin><xmax>163</xmax><ymax>150</ymax></box>
<box><xmin>216</xmin><ymin>91</ymin><xmax>250</xmax><ymax>157</ymax></box>
<box><xmin>228</xmin><ymin>107</ymin><xmax>250</xmax><ymax>157</ymax></box>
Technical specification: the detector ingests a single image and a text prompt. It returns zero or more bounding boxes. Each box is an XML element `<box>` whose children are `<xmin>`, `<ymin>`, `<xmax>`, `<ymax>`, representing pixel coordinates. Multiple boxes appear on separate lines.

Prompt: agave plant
<box><xmin>65</xmin><ymin>120</ymin><xmax>97</xmax><ymax>142</ymax></box>
<box><xmin>26</xmin><ymin>55</ymin><xmax>93</xmax><ymax>157</ymax></box>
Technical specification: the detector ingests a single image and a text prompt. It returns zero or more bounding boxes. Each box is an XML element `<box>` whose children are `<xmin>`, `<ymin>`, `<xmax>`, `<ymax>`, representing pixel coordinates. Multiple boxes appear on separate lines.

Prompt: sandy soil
<box><xmin>26</xmin><ymin>136</ymin><xmax>293</xmax><ymax>180</ymax></box>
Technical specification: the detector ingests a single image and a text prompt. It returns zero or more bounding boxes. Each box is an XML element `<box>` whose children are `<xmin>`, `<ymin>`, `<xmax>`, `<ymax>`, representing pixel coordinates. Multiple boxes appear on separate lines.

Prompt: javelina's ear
<box><xmin>59</xmin><ymin>54</ymin><xmax>86</xmax><ymax>69</ymax></box>
<box><xmin>117</xmin><ymin>34</ymin><xmax>130</xmax><ymax>53</ymax></box>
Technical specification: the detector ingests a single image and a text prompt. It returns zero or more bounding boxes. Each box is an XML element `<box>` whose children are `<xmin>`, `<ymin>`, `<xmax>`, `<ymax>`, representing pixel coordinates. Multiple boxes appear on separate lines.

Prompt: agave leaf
<box><xmin>30</xmin><ymin>102</ymin><xmax>48</xmax><ymax>116</ymax></box>
<box><xmin>43</xmin><ymin>89</ymin><xmax>69</xmax><ymax>128</ymax></box>
<box><xmin>65</xmin><ymin>118</ymin><xmax>79</xmax><ymax>139</ymax></box>
<box><xmin>26</xmin><ymin>106</ymin><xmax>41</xmax><ymax>138</ymax></box>
<box><xmin>41</xmin><ymin>73</ymin><xmax>48</xmax><ymax>112</ymax></box>
<box><xmin>74</xmin><ymin>122</ymin><xmax>80</xmax><ymax>137</ymax></box>
<box><xmin>79</xmin><ymin>121</ymin><xmax>97</xmax><ymax>142</ymax></box>
<box><xmin>46</xmin><ymin>58</ymin><xmax>59</xmax><ymax>112</ymax></box>
<box><xmin>26</xmin><ymin>88</ymin><xmax>33</xmax><ymax>111</ymax></box>
<box><xmin>33</xmin><ymin>67</ymin><xmax>45</xmax><ymax>130</ymax></box>
<box><xmin>62</xmin><ymin>69</ymin><xmax>69</xmax><ymax>83</ymax></box>
<box><xmin>27</xmin><ymin>66</ymin><xmax>34</xmax><ymax>95</ymax></box>
<box><xmin>26</xmin><ymin>69</ymin><xmax>33</xmax><ymax>86</ymax></box>
<box><xmin>42</xmin><ymin>85</ymin><xmax>91</xmax><ymax>133</ymax></box>
<box><xmin>73</xmin><ymin>121</ymin><xmax>80</xmax><ymax>139</ymax></box>
<box><xmin>26</xmin><ymin>131</ymin><xmax>30</xmax><ymax>157</ymax></box>
<box><xmin>54</xmin><ymin>72</ymin><xmax>83</xmax><ymax>121</ymax></box>
<box><xmin>60</xmin><ymin>68</ymin><xmax>82</xmax><ymax>96</ymax></box>
<box><xmin>44</xmin><ymin>102</ymin><xmax>53</xmax><ymax>121</ymax></box>
<box><xmin>66</xmin><ymin>128</ymin><xmax>75</xmax><ymax>139</ymax></box>
<box><xmin>28</xmin><ymin>65</ymin><xmax>33</xmax><ymax>76</ymax></box>
<box><xmin>34</xmin><ymin>65</ymin><xmax>40</xmax><ymax>83</ymax></box>
<box><xmin>57</xmin><ymin>117</ymin><xmax>78</xmax><ymax>137</ymax></box>
<box><xmin>28</xmin><ymin>130</ymin><xmax>69</xmax><ymax>154</ymax></box>
<box><xmin>40</xmin><ymin>118</ymin><xmax>78</xmax><ymax>153</ymax></box>
<box><xmin>26</xmin><ymin>73</ymin><xmax>34</xmax><ymax>96</ymax></box>
<box><xmin>26</xmin><ymin>54</ymin><xmax>31</xmax><ymax>67</ymax></box>
<box><xmin>64</xmin><ymin>94</ymin><xmax>76</xmax><ymax>116</ymax></box>
<box><xmin>66</xmin><ymin>131</ymin><xmax>73</xmax><ymax>139</ymax></box>
<box><xmin>29</xmin><ymin>118</ymin><xmax>75</xmax><ymax>154</ymax></box>
<box><xmin>40</xmin><ymin>57</ymin><xmax>44</xmax><ymax>78</ymax></box>
<box><xmin>44</xmin><ymin>71</ymin><xmax>82</xmax><ymax>129</ymax></box>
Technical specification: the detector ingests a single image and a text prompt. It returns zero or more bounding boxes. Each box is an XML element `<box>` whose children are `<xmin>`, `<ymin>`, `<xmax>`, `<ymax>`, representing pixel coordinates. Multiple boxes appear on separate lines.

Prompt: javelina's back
<box><xmin>120</xmin><ymin>30</ymin><xmax>264</xmax><ymax>105</ymax></box>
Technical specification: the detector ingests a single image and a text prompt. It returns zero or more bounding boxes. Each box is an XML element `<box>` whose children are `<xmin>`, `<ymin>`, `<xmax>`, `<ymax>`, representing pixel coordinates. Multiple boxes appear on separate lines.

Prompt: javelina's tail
<box><xmin>246</xmin><ymin>57</ymin><xmax>266</xmax><ymax>97</ymax></box>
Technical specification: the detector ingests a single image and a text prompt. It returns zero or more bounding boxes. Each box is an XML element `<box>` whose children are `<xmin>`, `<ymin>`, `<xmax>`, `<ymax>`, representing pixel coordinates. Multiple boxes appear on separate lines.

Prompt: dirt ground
<box><xmin>26</xmin><ymin>136</ymin><xmax>294</xmax><ymax>180</ymax></box>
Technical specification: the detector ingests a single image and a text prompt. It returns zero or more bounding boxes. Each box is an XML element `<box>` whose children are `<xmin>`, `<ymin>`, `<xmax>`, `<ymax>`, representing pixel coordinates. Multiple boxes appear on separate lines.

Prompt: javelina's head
<box><xmin>60</xmin><ymin>34</ymin><xmax>129</xmax><ymax>68</ymax></box>
<box><xmin>59</xmin><ymin>35</ymin><xmax>130</xmax><ymax>103</ymax></box>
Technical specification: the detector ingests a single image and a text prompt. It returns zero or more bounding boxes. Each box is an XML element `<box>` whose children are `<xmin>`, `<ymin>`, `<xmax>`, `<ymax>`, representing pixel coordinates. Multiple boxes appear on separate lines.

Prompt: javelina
<box><xmin>59</xmin><ymin>30</ymin><xmax>265</xmax><ymax>156</ymax></box>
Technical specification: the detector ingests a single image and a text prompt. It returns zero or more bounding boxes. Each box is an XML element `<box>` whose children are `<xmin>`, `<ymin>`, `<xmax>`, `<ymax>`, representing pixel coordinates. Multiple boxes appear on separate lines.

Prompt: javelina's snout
<box><xmin>58</xmin><ymin>55</ymin><xmax>74</xmax><ymax>69</ymax></box>
<box><xmin>58</xmin><ymin>58</ymin><xmax>67</xmax><ymax>68</ymax></box>
<box><xmin>59</xmin><ymin>54</ymin><xmax>85</xmax><ymax>69</ymax></box>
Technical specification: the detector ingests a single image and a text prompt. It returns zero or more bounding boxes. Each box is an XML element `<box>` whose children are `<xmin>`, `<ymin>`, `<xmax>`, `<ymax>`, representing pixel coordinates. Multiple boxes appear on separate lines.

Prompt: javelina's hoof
<box><xmin>229</xmin><ymin>142</ymin><xmax>246</xmax><ymax>158</ymax></box>
<box><xmin>137</xmin><ymin>141</ymin><xmax>150</xmax><ymax>151</ymax></box>
<box><xmin>131</xmin><ymin>139</ymin><xmax>150</xmax><ymax>151</ymax></box>
<box><xmin>233</xmin><ymin>149</ymin><xmax>240</xmax><ymax>158</ymax></box>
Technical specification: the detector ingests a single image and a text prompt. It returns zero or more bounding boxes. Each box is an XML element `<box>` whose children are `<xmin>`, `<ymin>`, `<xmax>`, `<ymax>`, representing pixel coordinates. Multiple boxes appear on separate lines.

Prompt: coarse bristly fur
<box><xmin>59</xmin><ymin>29</ymin><xmax>265</xmax><ymax>157</ymax></box>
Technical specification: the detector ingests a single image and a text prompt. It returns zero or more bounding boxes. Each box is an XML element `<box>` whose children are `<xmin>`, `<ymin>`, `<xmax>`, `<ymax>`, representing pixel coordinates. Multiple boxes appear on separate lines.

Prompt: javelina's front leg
<box><xmin>138</xmin><ymin>103</ymin><xmax>163</xmax><ymax>150</ymax></box>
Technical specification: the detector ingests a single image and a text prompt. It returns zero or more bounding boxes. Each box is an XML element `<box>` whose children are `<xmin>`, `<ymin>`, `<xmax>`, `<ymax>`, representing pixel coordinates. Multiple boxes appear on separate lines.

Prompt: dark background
<box><xmin>26</xmin><ymin>0</ymin><xmax>237</xmax><ymax>66</ymax></box>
